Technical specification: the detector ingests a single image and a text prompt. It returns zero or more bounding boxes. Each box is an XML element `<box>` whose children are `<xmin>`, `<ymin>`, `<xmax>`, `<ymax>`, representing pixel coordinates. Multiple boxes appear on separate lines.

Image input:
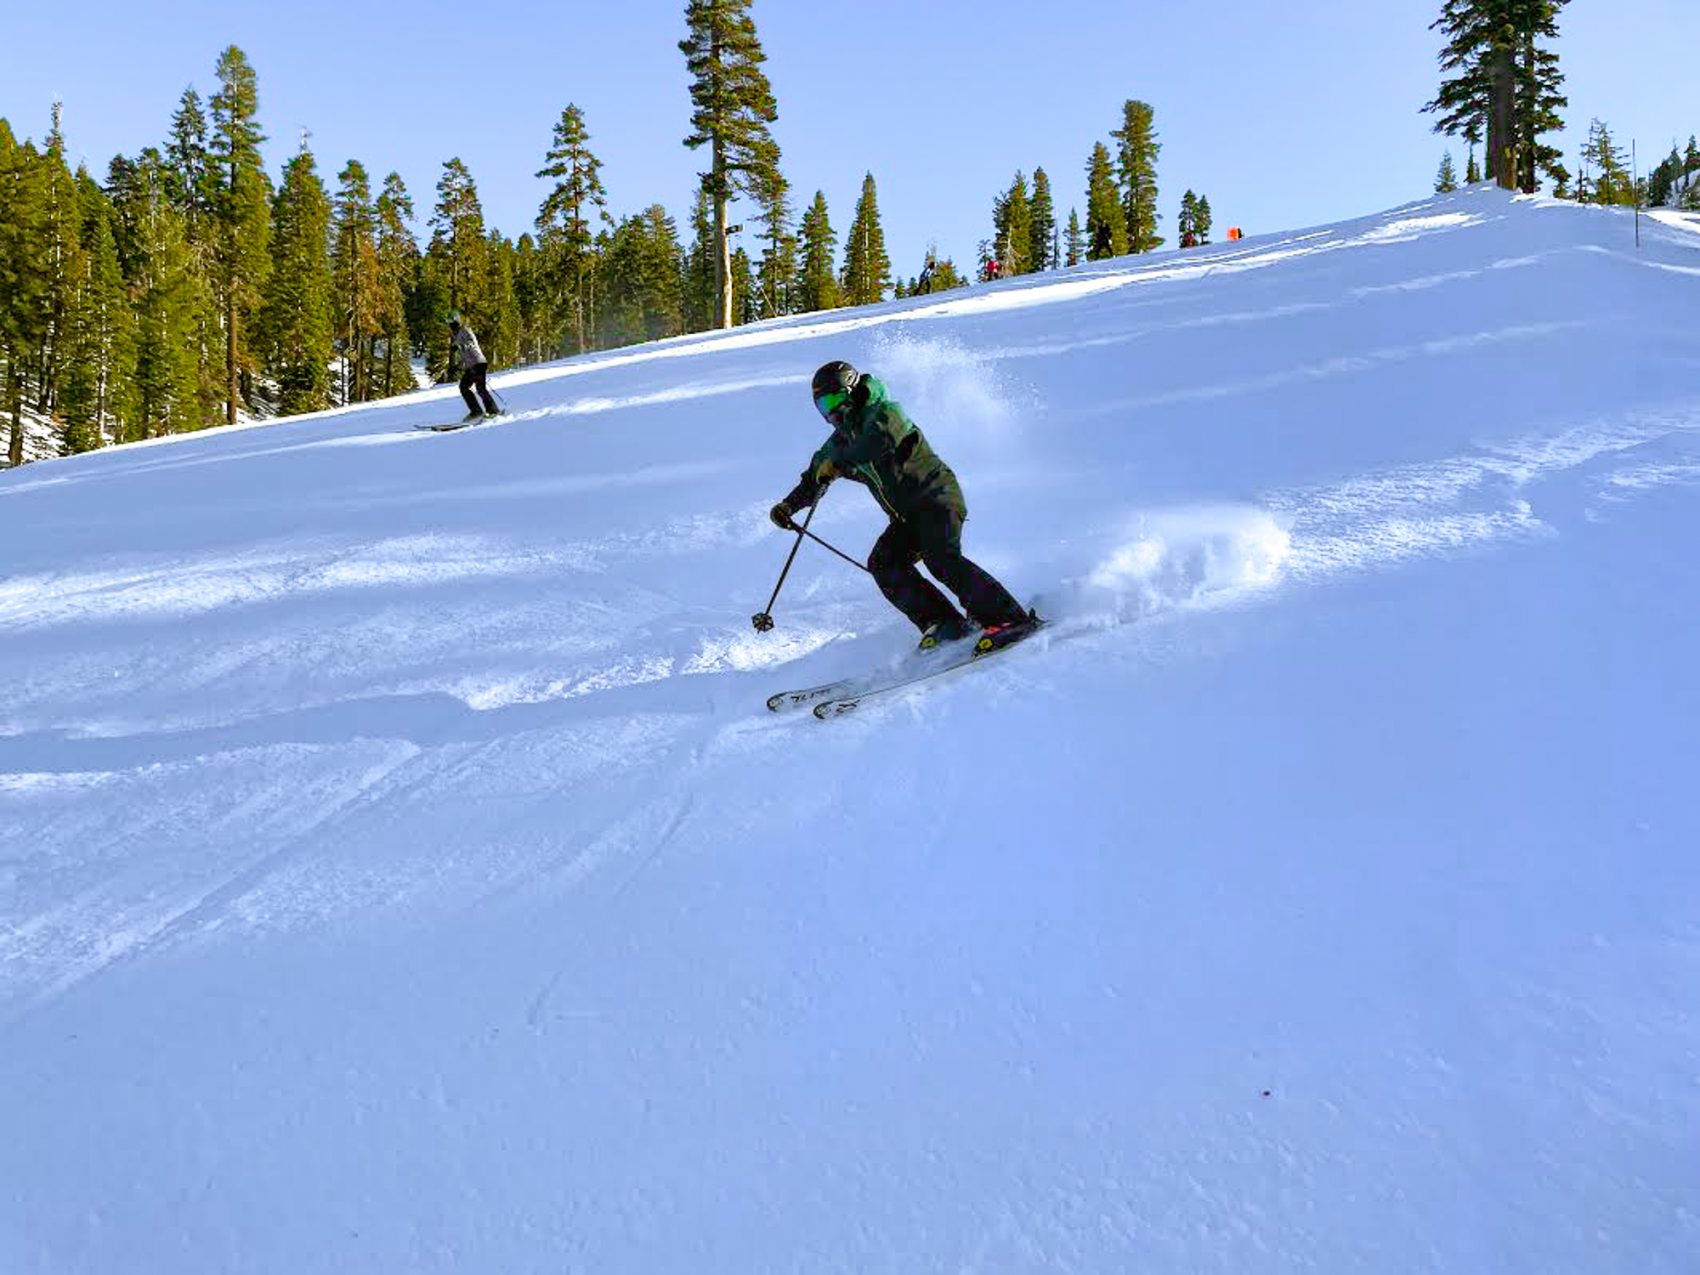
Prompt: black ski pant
<box><xmin>868</xmin><ymin>502</ymin><xmax>1027</xmax><ymax>633</ymax></box>
<box><xmin>460</xmin><ymin>362</ymin><xmax>498</xmax><ymax>415</ymax></box>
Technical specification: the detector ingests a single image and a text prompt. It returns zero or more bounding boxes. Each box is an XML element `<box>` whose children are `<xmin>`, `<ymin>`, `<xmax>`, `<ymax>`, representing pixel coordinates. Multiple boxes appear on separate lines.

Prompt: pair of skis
<box><xmin>414</xmin><ymin>412</ymin><xmax>503</xmax><ymax>433</ymax></box>
<box><xmin>767</xmin><ymin>621</ymin><xmax>1042</xmax><ymax>720</ymax></box>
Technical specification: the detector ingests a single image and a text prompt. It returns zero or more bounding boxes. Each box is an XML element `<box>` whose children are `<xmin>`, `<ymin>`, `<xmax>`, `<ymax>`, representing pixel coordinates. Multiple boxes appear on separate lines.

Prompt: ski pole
<box><xmin>751</xmin><ymin>500</ymin><xmax>819</xmax><ymax>633</ymax></box>
<box><xmin>795</xmin><ymin>526</ymin><xmax>870</xmax><ymax>574</ymax></box>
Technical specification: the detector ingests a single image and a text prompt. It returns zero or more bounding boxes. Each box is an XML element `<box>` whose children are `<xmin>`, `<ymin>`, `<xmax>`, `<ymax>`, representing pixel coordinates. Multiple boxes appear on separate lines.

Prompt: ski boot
<box><xmin>917</xmin><ymin>616</ymin><xmax>972</xmax><ymax>651</ymax></box>
<box><xmin>974</xmin><ymin>608</ymin><xmax>1042</xmax><ymax>655</ymax></box>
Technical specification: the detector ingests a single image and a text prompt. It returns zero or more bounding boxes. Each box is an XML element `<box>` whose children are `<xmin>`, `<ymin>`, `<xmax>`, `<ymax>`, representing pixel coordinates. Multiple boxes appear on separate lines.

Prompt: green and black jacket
<box><xmin>780</xmin><ymin>375</ymin><xmax>965</xmax><ymax>522</ymax></box>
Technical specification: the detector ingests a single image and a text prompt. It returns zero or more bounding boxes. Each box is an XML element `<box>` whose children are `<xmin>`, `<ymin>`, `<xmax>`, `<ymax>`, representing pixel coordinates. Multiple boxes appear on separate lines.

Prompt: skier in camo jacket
<box><xmin>770</xmin><ymin>361</ymin><xmax>1036</xmax><ymax>650</ymax></box>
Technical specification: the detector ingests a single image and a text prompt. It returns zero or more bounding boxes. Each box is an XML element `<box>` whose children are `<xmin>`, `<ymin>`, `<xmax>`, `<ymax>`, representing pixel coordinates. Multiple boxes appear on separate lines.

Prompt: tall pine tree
<box><xmin>0</xmin><ymin>122</ymin><xmax>47</xmax><ymax>464</ymax></box>
<box><xmin>110</xmin><ymin>152</ymin><xmax>202</xmax><ymax>440</ymax></box>
<box><xmin>208</xmin><ymin>45</ymin><xmax>272</xmax><ymax>424</ymax></box>
<box><xmin>258</xmin><ymin>142</ymin><xmax>334</xmax><ymax>415</ymax></box>
<box><xmin>682</xmin><ymin>187</ymin><xmax>718</xmax><ymax>332</ymax></box>
<box><xmin>1112</xmin><ymin>100</ymin><xmax>1162</xmax><ymax>252</ymax></box>
<box><xmin>424</xmin><ymin>158</ymin><xmax>490</xmax><ymax>377</ymax></box>
<box><xmin>993</xmin><ymin>172</ymin><xmax>1033</xmax><ymax>275</ymax></box>
<box><xmin>374</xmin><ymin>172</ymin><xmax>417</xmax><ymax>398</ymax></box>
<box><xmin>1425</xmin><ymin>1</ymin><xmax>1571</xmax><ymax>193</ymax></box>
<box><xmin>755</xmin><ymin>166</ymin><xmax>796</xmax><ymax>320</ymax></box>
<box><xmin>535</xmin><ymin>104</ymin><xmax>608</xmax><ymax>354</ymax></box>
<box><xmin>840</xmin><ymin>172</ymin><xmax>891</xmax><ymax>305</ymax></box>
<box><xmin>332</xmin><ymin>160</ymin><xmax>381</xmax><ymax>403</ymax></box>
<box><xmin>1029</xmin><ymin>167</ymin><xmax>1056</xmax><ymax>272</ymax></box>
<box><xmin>209</xmin><ymin>46</ymin><xmax>272</xmax><ymax>425</ymax></box>
<box><xmin>680</xmin><ymin>0</ymin><xmax>782</xmax><ymax>330</ymax></box>
<box><xmin>59</xmin><ymin>166</ymin><xmax>136</xmax><ymax>451</ymax></box>
<box><xmin>796</xmin><ymin>190</ymin><xmax>838</xmax><ymax>312</ymax></box>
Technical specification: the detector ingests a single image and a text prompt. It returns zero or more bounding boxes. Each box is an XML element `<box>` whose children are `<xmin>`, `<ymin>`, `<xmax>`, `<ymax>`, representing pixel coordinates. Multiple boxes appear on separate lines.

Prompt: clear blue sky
<box><xmin>5</xmin><ymin>1</ymin><xmax>1697</xmax><ymax>275</ymax></box>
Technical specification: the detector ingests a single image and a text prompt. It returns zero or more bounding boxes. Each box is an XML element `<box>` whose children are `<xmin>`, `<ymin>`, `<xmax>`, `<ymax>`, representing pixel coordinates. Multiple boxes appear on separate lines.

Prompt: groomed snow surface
<box><xmin>3</xmin><ymin>188</ymin><xmax>1698</xmax><ymax>1273</ymax></box>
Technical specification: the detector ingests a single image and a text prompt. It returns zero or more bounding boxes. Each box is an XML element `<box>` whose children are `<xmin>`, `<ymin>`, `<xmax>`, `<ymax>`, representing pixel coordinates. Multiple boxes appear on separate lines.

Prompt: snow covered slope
<box><xmin>3</xmin><ymin>188</ymin><xmax>1697</xmax><ymax>1274</ymax></box>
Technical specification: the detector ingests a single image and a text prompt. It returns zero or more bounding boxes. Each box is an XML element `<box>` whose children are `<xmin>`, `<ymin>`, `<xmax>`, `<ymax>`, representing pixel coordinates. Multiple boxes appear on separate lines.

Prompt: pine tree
<box><xmin>1580</xmin><ymin>119</ymin><xmax>1633</xmax><ymax>205</ymax></box>
<box><xmin>1647</xmin><ymin>143</ymin><xmax>1682</xmax><ymax>208</ymax></box>
<box><xmin>1112</xmin><ymin>100</ymin><xmax>1162</xmax><ymax>252</ymax></box>
<box><xmin>730</xmin><ymin>245</ymin><xmax>758</xmax><ymax>324</ymax></box>
<box><xmin>841</xmin><ymin>173</ymin><xmax>890</xmax><ymax>305</ymax></box>
<box><xmin>165</xmin><ymin>88</ymin><xmax>212</xmax><ymax>217</ymax></box>
<box><xmin>1065</xmin><ymin>208</ymin><xmax>1085</xmax><ymax>266</ymax></box>
<box><xmin>509</xmin><ymin>234</ymin><xmax>545</xmax><ymax>362</ymax></box>
<box><xmin>1436</xmin><ymin>151</ymin><xmax>1460</xmax><ymax>192</ymax></box>
<box><xmin>0</xmin><ymin>122</ymin><xmax>47</xmax><ymax>464</ymax></box>
<box><xmin>1178</xmin><ymin>190</ymin><xmax>1198</xmax><ymax>247</ymax></box>
<box><xmin>35</xmin><ymin>103</ymin><xmax>86</xmax><ymax>421</ymax></box>
<box><xmin>208</xmin><ymin>45</ymin><xmax>272</xmax><ymax>424</ymax></box>
<box><xmin>1084</xmin><ymin>143</ymin><xmax>1127</xmax><ymax>260</ymax></box>
<box><xmin>429</xmin><ymin>158</ymin><xmax>486</xmax><ymax>311</ymax></box>
<box><xmin>331</xmin><ymin>160</ymin><xmax>381</xmax><ymax>403</ymax></box>
<box><xmin>1466</xmin><ymin>144</ymin><xmax>1482</xmax><ymax>183</ymax></box>
<box><xmin>163</xmin><ymin>88</ymin><xmax>221</xmax><ymax>426</ymax></box>
<box><xmin>59</xmin><ymin>167</ymin><xmax>136</xmax><ymax>451</ymax></box>
<box><xmin>796</xmin><ymin>190</ymin><xmax>838</xmax><ymax>312</ymax></box>
<box><xmin>680</xmin><ymin>0</ymin><xmax>782</xmax><ymax>330</ymax></box>
<box><xmin>754</xmin><ymin>166</ymin><xmax>795</xmax><ymax>320</ymax></box>
<box><xmin>424</xmin><ymin>158</ymin><xmax>489</xmax><ymax>377</ymax></box>
<box><xmin>480</xmin><ymin>229</ymin><xmax>521</xmax><ymax>367</ymax></box>
<box><xmin>1515</xmin><ymin>2</ymin><xmax>1571</xmax><ymax>192</ymax></box>
<box><xmin>1029</xmin><ymin>167</ymin><xmax>1056</xmax><ymax>271</ymax></box>
<box><xmin>258</xmin><ymin>143</ymin><xmax>334</xmax><ymax>415</ymax></box>
<box><xmin>535</xmin><ymin>104</ymin><xmax>608</xmax><ymax>355</ymax></box>
<box><xmin>1425</xmin><ymin>1</ymin><xmax>1571</xmax><ymax>193</ymax></box>
<box><xmin>682</xmin><ymin>186</ymin><xmax>718</xmax><ymax>331</ymax></box>
<box><xmin>109</xmin><ymin>152</ymin><xmax>202</xmax><ymax>439</ymax></box>
<box><xmin>993</xmin><ymin>172</ymin><xmax>1033</xmax><ymax>275</ymax></box>
<box><xmin>1195</xmin><ymin>195</ymin><xmax>1213</xmax><ymax>245</ymax></box>
<box><xmin>596</xmin><ymin>204</ymin><xmax>683</xmax><ymax>347</ymax></box>
<box><xmin>373</xmin><ymin>172</ymin><xmax>417</xmax><ymax>398</ymax></box>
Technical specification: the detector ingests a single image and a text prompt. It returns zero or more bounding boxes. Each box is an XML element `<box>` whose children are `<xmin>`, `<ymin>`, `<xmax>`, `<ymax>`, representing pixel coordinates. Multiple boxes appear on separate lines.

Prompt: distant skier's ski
<box><xmin>414</xmin><ymin>413</ymin><xmax>503</xmax><ymax>433</ymax></box>
<box><xmin>810</xmin><ymin>619</ymin><xmax>1043</xmax><ymax>719</ymax></box>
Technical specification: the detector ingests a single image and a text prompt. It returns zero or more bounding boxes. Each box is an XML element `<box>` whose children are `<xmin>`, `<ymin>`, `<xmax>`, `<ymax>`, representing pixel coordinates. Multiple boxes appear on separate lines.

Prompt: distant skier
<box><xmin>769</xmin><ymin>361</ymin><xmax>1036</xmax><ymax>650</ymax></box>
<box><xmin>448</xmin><ymin>313</ymin><xmax>500</xmax><ymax>421</ymax></box>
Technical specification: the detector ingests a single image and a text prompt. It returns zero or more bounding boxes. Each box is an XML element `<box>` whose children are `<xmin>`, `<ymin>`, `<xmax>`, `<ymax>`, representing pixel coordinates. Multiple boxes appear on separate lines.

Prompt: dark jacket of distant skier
<box><xmin>771</xmin><ymin>361</ymin><xmax>1030</xmax><ymax>646</ymax></box>
<box><xmin>448</xmin><ymin>315</ymin><xmax>499</xmax><ymax>419</ymax></box>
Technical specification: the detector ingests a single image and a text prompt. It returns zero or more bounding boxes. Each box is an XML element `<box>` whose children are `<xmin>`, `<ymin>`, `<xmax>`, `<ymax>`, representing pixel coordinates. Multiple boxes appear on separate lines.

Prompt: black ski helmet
<box><xmin>811</xmin><ymin>361</ymin><xmax>860</xmax><ymax>424</ymax></box>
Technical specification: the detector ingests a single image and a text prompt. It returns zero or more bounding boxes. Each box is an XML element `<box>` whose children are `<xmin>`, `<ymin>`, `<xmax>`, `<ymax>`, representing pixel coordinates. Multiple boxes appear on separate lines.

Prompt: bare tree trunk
<box><xmin>1490</xmin><ymin>45</ymin><xmax>1517</xmax><ymax>191</ymax></box>
<box><xmin>7</xmin><ymin>372</ymin><xmax>23</xmax><ymax>467</ymax></box>
<box><xmin>714</xmin><ymin>140</ymin><xmax>731</xmax><ymax>330</ymax></box>
<box><xmin>226</xmin><ymin>291</ymin><xmax>239</xmax><ymax>425</ymax></box>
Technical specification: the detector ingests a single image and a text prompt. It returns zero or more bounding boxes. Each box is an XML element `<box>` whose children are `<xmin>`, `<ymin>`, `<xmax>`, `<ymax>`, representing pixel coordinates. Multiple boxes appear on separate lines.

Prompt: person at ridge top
<box><xmin>770</xmin><ymin>361</ymin><xmax>1036</xmax><ymax>650</ymax></box>
<box><xmin>448</xmin><ymin>312</ymin><xmax>500</xmax><ymax>422</ymax></box>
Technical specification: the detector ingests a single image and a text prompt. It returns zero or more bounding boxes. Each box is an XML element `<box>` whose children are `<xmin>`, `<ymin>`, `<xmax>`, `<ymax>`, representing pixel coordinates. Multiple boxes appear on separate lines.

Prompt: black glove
<box><xmin>769</xmin><ymin>502</ymin><xmax>797</xmax><ymax>531</ymax></box>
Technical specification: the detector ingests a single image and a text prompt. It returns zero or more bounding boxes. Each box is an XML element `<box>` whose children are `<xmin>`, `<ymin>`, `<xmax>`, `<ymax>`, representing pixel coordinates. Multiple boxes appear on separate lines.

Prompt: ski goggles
<box><xmin>814</xmin><ymin>389</ymin><xmax>851</xmax><ymax>423</ymax></box>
